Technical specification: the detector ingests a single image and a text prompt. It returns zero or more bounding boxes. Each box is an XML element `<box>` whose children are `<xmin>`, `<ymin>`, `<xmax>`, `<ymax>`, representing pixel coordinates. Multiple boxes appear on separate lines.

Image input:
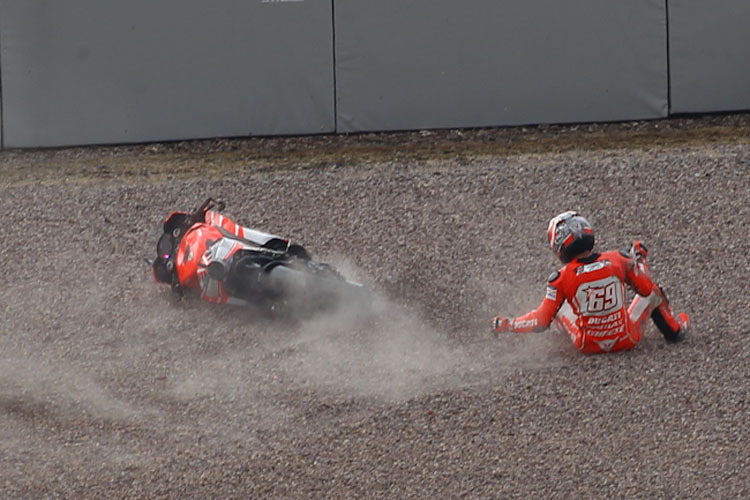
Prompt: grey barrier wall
<box><xmin>334</xmin><ymin>0</ymin><xmax>668</xmax><ymax>133</ymax></box>
<box><xmin>0</xmin><ymin>0</ymin><xmax>334</xmax><ymax>148</ymax></box>
<box><xmin>0</xmin><ymin>38</ymin><xmax>3</xmax><ymax>147</ymax></box>
<box><xmin>667</xmin><ymin>0</ymin><xmax>750</xmax><ymax>114</ymax></box>
<box><xmin>0</xmin><ymin>1</ymin><xmax>748</xmax><ymax>148</ymax></box>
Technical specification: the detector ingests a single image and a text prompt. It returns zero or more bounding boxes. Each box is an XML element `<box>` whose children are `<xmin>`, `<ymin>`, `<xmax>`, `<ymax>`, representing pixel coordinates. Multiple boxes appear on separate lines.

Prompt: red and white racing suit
<box><xmin>175</xmin><ymin>210</ymin><xmax>289</xmax><ymax>305</ymax></box>
<box><xmin>506</xmin><ymin>250</ymin><xmax>683</xmax><ymax>354</ymax></box>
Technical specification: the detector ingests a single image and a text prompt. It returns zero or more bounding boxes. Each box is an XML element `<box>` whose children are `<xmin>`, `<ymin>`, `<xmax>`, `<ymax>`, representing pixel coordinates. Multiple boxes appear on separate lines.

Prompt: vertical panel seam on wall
<box><xmin>331</xmin><ymin>0</ymin><xmax>338</xmax><ymax>133</ymax></box>
<box><xmin>0</xmin><ymin>11</ymin><xmax>4</xmax><ymax>150</ymax></box>
<box><xmin>665</xmin><ymin>0</ymin><xmax>672</xmax><ymax>115</ymax></box>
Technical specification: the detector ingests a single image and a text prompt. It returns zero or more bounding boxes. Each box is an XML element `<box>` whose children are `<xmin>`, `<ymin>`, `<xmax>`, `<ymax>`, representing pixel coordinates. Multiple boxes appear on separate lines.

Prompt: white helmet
<box><xmin>547</xmin><ymin>211</ymin><xmax>595</xmax><ymax>263</ymax></box>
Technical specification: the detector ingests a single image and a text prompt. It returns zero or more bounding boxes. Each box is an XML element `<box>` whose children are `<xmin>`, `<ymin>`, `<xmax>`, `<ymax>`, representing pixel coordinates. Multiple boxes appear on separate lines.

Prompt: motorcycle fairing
<box><xmin>176</xmin><ymin>223</ymin><xmax>223</xmax><ymax>287</ymax></box>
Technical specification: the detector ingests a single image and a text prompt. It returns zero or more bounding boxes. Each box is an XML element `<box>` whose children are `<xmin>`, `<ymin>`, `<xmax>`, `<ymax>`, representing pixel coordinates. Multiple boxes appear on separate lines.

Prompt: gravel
<box><xmin>1</xmin><ymin>114</ymin><xmax>748</xmax><ymax>498</ymax></box>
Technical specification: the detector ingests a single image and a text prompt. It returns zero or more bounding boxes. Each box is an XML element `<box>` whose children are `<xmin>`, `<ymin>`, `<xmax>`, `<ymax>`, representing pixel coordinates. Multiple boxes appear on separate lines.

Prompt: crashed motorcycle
<box><xmin>148</xmin><ymin>198</ymin><xmax>369</xmax><ymax>316</ymax></box>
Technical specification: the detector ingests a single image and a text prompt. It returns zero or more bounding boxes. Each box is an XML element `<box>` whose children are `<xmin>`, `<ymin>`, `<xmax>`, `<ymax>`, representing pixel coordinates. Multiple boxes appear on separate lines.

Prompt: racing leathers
<box><xmin>492</xmin><ymin>244</ymin><xmax>689</xmax><ymax>354</ymax></box>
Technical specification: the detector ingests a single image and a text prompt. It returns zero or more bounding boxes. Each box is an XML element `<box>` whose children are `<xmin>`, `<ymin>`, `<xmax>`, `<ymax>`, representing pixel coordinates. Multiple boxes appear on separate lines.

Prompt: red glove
<box><xmin>492</xmin><ymin>316</ymin><xmax>513</xmax><ymax>336</ymax></box>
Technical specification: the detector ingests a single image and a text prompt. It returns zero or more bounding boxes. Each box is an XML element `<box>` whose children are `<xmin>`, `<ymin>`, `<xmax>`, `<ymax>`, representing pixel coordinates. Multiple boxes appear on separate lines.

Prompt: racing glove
<box><xmin>492</xmin><ymin>316</ymin><xmax>513</xmax><ymax>336</ymax></box>
<box><xmin>629</xmin><ymin>240</ymin><xmax>648</xmax><ymax>261</ymax></box>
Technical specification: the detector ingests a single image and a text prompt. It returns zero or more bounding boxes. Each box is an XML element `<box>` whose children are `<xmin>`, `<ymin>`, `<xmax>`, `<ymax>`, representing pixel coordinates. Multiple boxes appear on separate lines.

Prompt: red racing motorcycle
<box><xmin>148</xmin><ymin>198</ymin><xmax>369</xmax><ymax>317</ymax></box>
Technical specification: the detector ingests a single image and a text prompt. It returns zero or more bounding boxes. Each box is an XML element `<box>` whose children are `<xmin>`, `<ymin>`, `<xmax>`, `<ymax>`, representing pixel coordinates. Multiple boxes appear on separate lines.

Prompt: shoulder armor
<box><xmin>547</xmin><ymin>270</ymin><xmax>560</xmax><ymax>283</ymax></box>
<box><xmin>619</xmin><ymin>249</ymin><xmax>632</xmax><ymax>259</ymax></box>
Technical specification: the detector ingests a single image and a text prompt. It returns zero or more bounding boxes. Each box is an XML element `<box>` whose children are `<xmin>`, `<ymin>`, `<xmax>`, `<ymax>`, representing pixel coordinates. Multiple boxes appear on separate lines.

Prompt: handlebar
<box><xmin>188</xmin><ymin>197</ymin><xmax>225</xmax><ymax>226</ymax></box>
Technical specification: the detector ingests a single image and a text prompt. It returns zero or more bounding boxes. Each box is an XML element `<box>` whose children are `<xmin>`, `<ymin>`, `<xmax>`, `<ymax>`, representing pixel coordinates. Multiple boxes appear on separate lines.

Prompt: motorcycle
<box><xmin>148</xmin><ymin>198</ymin><xmax>369</xmax><ymax>317</ymax></box>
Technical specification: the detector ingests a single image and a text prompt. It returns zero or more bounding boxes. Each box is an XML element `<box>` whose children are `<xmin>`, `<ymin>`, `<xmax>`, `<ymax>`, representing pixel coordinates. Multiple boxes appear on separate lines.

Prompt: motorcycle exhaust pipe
<box><xmin>264</xmin><ymin>264</ymin><xmax>310</xmax><ymax>295</ymax></box>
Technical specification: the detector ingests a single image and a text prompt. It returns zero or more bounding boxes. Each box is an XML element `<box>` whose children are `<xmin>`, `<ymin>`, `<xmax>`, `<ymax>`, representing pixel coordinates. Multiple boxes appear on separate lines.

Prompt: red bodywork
<box><xmin>175</xmin><ymin>222</ymin><xmax>223</xmax><ymax>288</ymax></box>
<box><xmin>154</xmin><ymin>207</ymin><xmax>289</xmax><ymax>304</ymax></box>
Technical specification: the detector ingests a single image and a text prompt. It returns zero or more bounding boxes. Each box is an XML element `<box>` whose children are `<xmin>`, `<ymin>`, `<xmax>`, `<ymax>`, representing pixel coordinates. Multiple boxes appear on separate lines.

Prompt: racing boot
<box><xmin>651</xmin><ymin>293</ymin><xmax>689</xmax><ymax>343</ymax></box>
<box><xmin>673</xmin><ymin>312</ymin><xmax>690</xmax><ymax>343</ymax></box>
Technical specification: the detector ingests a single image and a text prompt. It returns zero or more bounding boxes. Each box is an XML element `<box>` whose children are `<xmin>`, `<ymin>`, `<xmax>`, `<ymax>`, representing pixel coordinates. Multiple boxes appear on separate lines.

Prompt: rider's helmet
<box><xmin>547</xmin><ymin>211</ymin><xmax>595</xmax><ymax>263</ymax></box>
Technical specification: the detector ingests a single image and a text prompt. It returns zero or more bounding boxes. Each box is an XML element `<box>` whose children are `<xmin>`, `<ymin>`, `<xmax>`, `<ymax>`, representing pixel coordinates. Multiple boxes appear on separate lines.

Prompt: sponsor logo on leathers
<box><xmin>513</xmin><ymin>318</ymin><xmax>538</xmax><ymax>329</ymax></box>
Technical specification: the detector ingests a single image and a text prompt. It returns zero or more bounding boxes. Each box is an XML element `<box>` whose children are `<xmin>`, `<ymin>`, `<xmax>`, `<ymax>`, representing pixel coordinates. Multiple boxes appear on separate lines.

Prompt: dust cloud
<box><xmin>1</xmin><ymin>261</ymin><xmax>562</xmax><ymax>436</ymax></box>
<box><xmin>161</xmin><ymin>255</ymin><xmax>566</xmax><ymax>408</ymax></box>
<box><xmin>0</xmin><ymin>354</ymin><xmax>139</xmax><ymax>422</ymax></box>
<box><xmin>269</xmin><ymin>258</ymin><xmax>560</xmax><ymax>402</ymax></box>
<box><xmin>281</xmin><ymin>292</ymin><xmax>467</xmax><ymax>401</ymax></box>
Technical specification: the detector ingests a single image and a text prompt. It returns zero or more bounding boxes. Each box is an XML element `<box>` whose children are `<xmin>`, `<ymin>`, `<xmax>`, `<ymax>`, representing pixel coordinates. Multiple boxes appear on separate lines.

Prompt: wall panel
<box><xmin>334</xmin><ymin>0</ymin><xmax>669</xmax><ymax>133</ymax></box>
<box><xmin>0</xmin><ymin>0</ymin><xmax>334</xmax><ymax>148</ymax></box>
<box><xmin>668</xmin><ymin>0</ymin><xmax>750</xmax><ymax>113</ymax></box>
